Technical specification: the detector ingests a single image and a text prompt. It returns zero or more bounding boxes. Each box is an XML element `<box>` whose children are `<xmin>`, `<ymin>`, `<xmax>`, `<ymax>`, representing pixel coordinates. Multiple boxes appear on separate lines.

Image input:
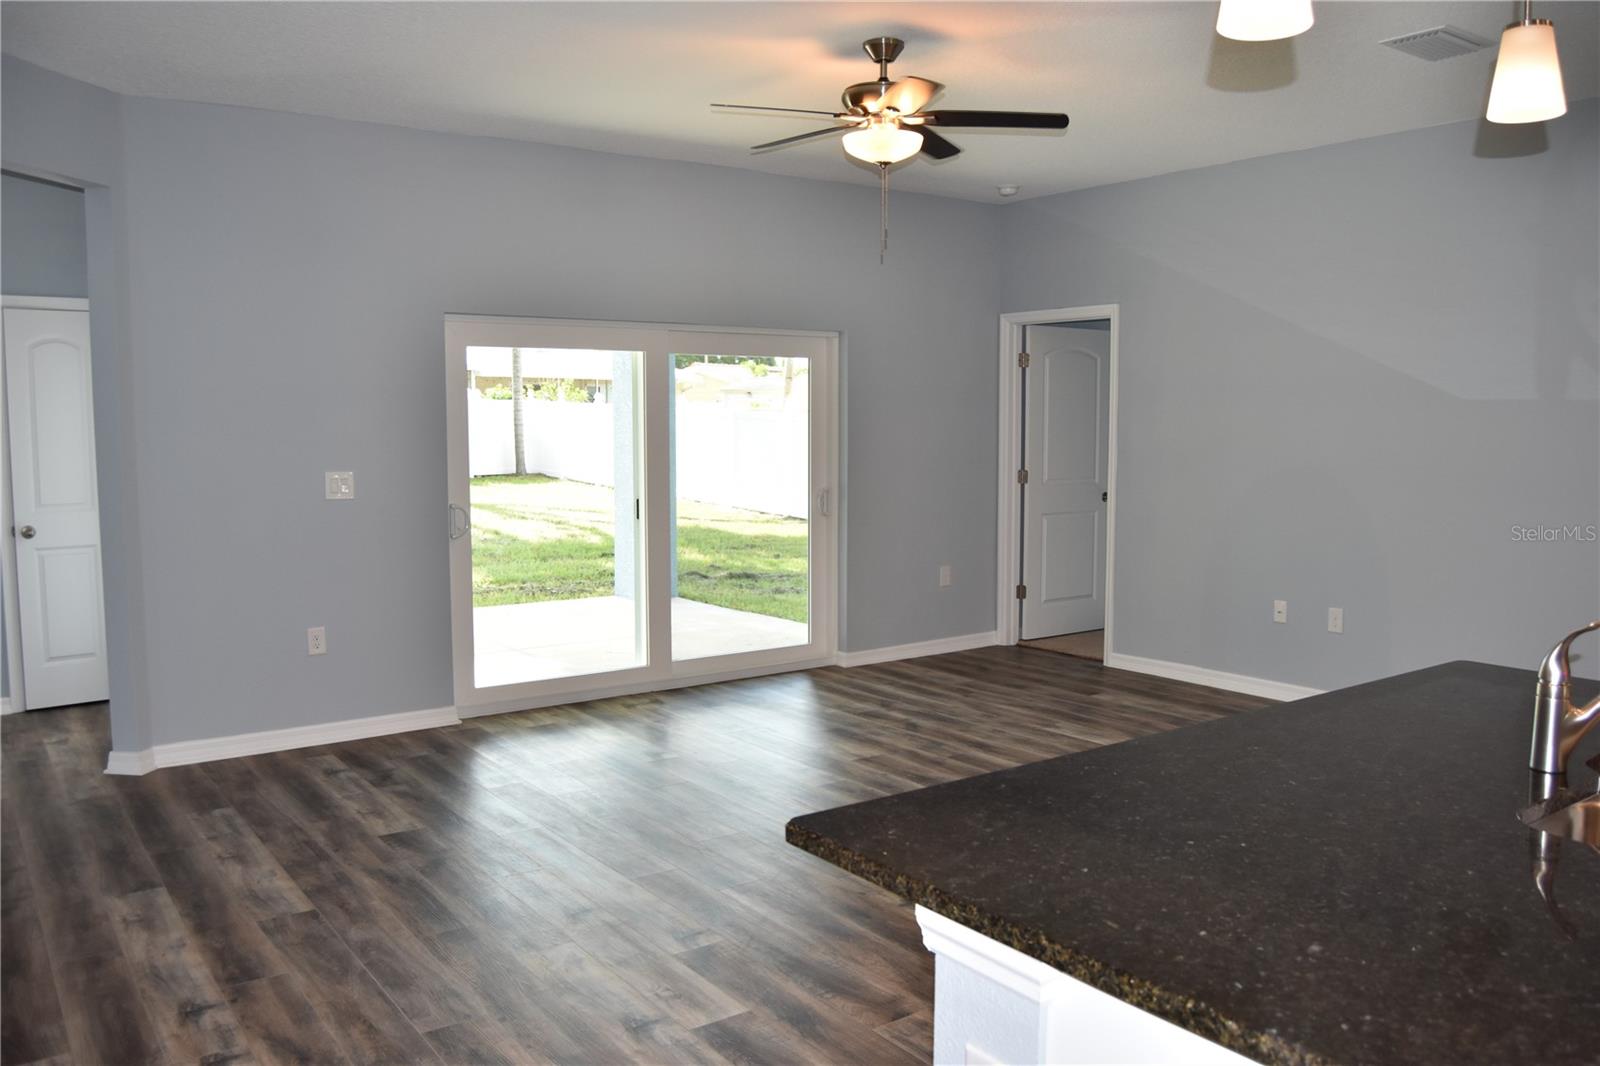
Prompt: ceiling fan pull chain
<box><xmin>880</xmin><ymin>162</ymin><xmax>889</xmax><ymax>264</ymax></box>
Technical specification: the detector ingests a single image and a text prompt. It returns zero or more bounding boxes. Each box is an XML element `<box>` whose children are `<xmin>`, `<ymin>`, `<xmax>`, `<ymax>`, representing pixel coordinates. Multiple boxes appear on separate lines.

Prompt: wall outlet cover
<box><xmin>325</xmin><ymin>471</ymin><xmax>355</xmax><ymax>500</ymax></box>
<box><xmin>307</xmin><ymin>626</ymin><xmax>327</xmax><ymax>655</ymax></box>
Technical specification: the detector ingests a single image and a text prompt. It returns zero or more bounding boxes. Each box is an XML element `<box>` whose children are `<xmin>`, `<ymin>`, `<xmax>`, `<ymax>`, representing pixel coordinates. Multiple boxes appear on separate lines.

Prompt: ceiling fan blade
<box><xmin>917</xmin><ymin>127</ymin><xmax>962</xmax><ymax>160</ymax></box>
<box><xmin>750</xmin><ymin>125</ymin><xmax>854</xmax><ymax>152</ymax></box>
<box><xmin>879</xmin><ymin>76</ymin><xmax>942</xmax><ymax>116</ymax></box>
<box><xmin>922</xmin><ymin>110</ymin><xmax>1070</xmax><ymax>130</ymax></box>
<box><xmin>712</xmin><ymin>103</ymin><xmax>846</xmax><ymax>118</ymax></box>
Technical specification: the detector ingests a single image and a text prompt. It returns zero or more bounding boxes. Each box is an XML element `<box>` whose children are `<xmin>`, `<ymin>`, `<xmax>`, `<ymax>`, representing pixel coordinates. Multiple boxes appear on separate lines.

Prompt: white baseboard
<box><xmin>1103</xmin><ymin>652</ymin><xmax>1322</xmax><ymax>703</ymax></box>
<box><xmin>0</xmin><ymin>697</ymin><xmax>18</xmax><ymax>716</ymax></box>
<box><xmin>104</xmin><ymin>705</ymin><xmax>460</xmax><ymax>775</ymax></box>
<box><xmin>105</xmin><ymin>748</ymin><xmax>156</xmax><ymax>775</ymax></box>
<box><xmin>835</xmin><ymin>631</ymin><xmax>999</xmax><ymax>669</ymax></box>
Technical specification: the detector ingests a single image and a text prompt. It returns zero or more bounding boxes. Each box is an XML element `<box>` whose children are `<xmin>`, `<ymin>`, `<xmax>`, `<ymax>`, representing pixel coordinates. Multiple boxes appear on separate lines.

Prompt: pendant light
<box><xmin>1216</xmin><ymin>0</ymin><xmax>1314</xmax><ymax>42</ymax></box>
<box><xmin>1487</xmin><ymin>0</ymin><xmax>1567</xmax><ymax>124</ymax></box>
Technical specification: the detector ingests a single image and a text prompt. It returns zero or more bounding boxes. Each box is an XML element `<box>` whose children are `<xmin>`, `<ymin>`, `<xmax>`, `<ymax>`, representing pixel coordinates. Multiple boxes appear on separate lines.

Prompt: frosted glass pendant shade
<box><xmin>1216</xmin><ymin>0</ymin><xmax>1314</xmax><ymax>41</ymax></box>
<box><xmin>1487</xmin><ymin>20</ymin><xmax>1567</xmax><ymax>124</ymax></box>
<box><xmin>843</xmin><ymin>118</ymin><xmax>923</xmax><ymax>164</ymax></box>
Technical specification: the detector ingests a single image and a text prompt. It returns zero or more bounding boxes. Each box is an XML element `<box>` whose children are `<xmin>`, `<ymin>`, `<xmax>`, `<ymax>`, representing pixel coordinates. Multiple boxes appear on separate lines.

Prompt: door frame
<box><xmin>444</xmin><ymin>313</ymin><xmax>840</xmax><ymax>716</ymax></box>
<box><xmin>995</xmin><ymin>304</ymin><xmax>1121</xmax><ymax>652</ymax></box>
<box><xmin>0</xmin><ymin>295</ymin><xmax>96</xmax><ymax>714</ymax></box>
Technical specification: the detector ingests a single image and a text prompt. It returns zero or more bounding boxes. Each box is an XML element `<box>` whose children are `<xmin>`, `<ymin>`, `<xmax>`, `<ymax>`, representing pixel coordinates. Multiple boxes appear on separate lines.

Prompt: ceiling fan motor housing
<box><xmin>862</xmin><ymin>36</ymin><xmax>905</xmax><ymax>65</ymax></box>
<box><xmin>842</xmin><ymin>83</ymin><xmax>884</xmax><ymax>113</ymax></box>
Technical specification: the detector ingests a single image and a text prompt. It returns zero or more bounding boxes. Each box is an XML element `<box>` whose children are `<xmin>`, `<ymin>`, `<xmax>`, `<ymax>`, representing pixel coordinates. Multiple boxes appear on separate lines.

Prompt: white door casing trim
<box><xmin>1</xmin><ymin>295</ymin><xmax>90</xmax><ymax>312</ymax></box>
<box><xmin>997</xmin><ymin>306</ymin><xmax>1120</xmax><ymax>652</ymax></box>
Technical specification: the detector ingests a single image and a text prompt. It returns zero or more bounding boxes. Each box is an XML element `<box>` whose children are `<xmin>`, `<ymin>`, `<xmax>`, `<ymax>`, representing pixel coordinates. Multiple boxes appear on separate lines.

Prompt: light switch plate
<box><xmin>325</xmin><ymin>471</ymin><xmax>354</xmax><ymax>500</ymax></box>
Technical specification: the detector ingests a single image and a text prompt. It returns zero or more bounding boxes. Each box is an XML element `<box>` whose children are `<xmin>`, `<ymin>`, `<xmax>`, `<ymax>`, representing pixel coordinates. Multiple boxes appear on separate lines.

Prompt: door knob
<box><xmin>17</xmin><ymin>525</ymin><xmax>35</xmax><ymax>539</ymax></box>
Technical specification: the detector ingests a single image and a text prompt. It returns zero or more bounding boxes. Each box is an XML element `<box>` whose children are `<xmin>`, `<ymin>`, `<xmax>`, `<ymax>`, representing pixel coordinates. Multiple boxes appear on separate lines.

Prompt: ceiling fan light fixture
<box><xmin>1486</xmin><ymin>7</ymin><xmax>1566</xmax><ymax>124</ymax></box>
<box><xmin>842</xmin><ymin>116</ymin><xmax>924</xmax><ymax>165</ymax></box>
<box><xmin>1215</xmin><ymin>0</ymin><xmax>1314</xmax><ymax>41</ymax></box>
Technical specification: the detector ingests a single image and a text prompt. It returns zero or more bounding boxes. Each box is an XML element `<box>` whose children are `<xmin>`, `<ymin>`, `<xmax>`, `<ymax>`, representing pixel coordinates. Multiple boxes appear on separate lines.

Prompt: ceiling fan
<box><xmin>712</xmin><ymin>36</ymin><xmax>1070</xmax><ymax>260</ymax></box>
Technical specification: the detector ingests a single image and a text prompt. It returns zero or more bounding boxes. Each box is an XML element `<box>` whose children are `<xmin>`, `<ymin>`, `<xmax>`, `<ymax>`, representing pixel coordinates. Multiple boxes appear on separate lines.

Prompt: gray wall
<box><xmin>5</xmin><ymin>56</ymin><xmax>1003</xmax><ymax>747</ymax></box>
<box><xmin>2</xmin><ymin>172</ymin><xmax>87</xmax><ymax>298</ymax></box>
<box><xmin>1001</xmin><ymin>102</ymin><xmax>1600</xmax><ymax>691</ymax></box>
<box><xmin>5</xmin><ymin>51</ymin><xmax>1596</xmax><ymax>751</ymax></box>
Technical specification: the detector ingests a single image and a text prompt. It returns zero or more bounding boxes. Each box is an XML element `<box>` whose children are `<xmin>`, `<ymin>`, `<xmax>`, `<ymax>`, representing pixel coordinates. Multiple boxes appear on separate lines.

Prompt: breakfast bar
<box><xmin>788</xmin><ymin>661</ymin><xmax>1600</xmax><ymax>1065</ymax></box>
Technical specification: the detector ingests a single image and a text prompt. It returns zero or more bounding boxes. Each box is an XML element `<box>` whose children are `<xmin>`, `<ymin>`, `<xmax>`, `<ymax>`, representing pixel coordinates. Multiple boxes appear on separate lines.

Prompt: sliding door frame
<box><xmin>445</xmin><ymin>314</ymin><xmax>839</xmax><ymax>716</ymax></box>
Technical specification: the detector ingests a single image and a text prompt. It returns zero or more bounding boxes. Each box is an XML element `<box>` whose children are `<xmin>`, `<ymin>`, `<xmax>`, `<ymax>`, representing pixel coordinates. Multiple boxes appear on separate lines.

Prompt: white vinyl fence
<box><xmin>468</xmin><ymin>393</ymin><xmax>808</xmax><ymax>518</ymax></box>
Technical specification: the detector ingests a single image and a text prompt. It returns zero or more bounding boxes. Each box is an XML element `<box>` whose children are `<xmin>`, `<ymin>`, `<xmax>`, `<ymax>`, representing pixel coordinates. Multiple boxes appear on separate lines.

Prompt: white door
<box><xmin>1020</xmin><ymin>323</ymin><xmax>1110</xmax><ymax>639</ymax></box>
<box><xmin>3</xmin><ymin>308</ymin><xmax>109</xmax><ymax>708</ymax></box>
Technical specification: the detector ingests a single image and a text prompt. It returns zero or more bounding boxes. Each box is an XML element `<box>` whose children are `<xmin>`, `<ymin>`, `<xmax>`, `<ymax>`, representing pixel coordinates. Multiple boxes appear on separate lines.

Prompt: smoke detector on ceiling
<box><xmin>1381</xmin><ymin>25</ymin><xmax>1493</xmax><ymax>61</ymax></box>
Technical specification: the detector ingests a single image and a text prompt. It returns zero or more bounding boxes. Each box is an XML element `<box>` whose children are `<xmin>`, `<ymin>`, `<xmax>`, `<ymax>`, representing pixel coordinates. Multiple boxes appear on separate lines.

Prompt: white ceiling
<box><xmin>4</xmin><ymin>2</ymin><xmax>1597</xmax><ymax>203</ymax></box>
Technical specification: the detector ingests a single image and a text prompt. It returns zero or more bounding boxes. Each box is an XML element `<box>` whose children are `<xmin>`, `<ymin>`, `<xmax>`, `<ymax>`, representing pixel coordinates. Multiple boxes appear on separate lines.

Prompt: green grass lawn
<box><xmin>470</xmin><ymin>474</ymin><xmax>808</xmax><ymax>622</ymax></box>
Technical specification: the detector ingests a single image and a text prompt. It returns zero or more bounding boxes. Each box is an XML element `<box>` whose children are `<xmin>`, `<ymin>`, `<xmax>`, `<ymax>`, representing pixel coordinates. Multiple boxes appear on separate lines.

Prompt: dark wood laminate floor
<box><xmin>2</xmin><ymin>647</ymin><xmax>1271</xmax><ymax>1066</ymax></box>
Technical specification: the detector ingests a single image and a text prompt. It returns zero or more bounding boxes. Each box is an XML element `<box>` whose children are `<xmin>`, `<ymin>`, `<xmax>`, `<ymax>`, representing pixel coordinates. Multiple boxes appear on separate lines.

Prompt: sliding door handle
<box><xmin>448</xmin><ymin>504</ymin><xmax>470</xmax><ymax>540</ymax></box>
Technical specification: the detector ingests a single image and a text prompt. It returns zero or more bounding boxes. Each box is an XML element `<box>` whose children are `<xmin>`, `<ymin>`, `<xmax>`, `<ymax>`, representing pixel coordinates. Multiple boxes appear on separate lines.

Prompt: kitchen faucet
<box><xmin>1531</xmin><ymin>620</ymin><xmax>1600</xmax><ymax>776</ymax></box>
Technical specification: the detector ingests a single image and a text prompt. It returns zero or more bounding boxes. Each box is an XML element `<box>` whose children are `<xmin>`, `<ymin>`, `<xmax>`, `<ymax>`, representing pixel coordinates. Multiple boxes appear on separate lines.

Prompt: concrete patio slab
<box><xmin>473</xmin><ymin>595</ymin><xmax>808</xmax><ymax>688</ymax></box>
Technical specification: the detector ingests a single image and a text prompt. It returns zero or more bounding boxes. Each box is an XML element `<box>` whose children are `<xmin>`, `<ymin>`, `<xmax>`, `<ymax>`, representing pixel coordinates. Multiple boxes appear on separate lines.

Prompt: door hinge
<box><xmin>1018</xmin><ymin>351</ymin><xmax>1031</xmax><ymax>369</ymax></box>
<box><xmin>1017</xmin><ymin>468</ymin><xmax>1029</xmax><ymax>485</ymax></box>
<box><xmin>1016</xmin><ymin>584</ymin><xmax>1027</xmax><ymax>600</ymax></box>
<box><xmin>635</xmin><ymin>498</ymin><xmax>641</xmax><ymax>521</ymax></box>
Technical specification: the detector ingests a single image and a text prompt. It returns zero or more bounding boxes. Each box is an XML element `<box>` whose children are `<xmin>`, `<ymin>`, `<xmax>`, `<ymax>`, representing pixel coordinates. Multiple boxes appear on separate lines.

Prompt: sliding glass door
<box><xmin>464</xmin><ymin>343</ymin><xmax>643</xmax><ymax>688</ymax></box>
<box><xmin>446</xmin><ymin>318</ymin><xmax>836</xmax><ymax>710</ymax></box>
<box><xmin>669</xmin><ymin>332</ymin><xmax>815</xmax><ymax>662</ymax></box>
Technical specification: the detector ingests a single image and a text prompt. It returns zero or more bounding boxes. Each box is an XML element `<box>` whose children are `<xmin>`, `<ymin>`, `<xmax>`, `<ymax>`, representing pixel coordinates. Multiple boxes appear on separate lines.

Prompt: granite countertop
<box><xmin>786</xmin><ymin>661</ymin><xmax>1600</xmax><ymax>1065</ymax></box>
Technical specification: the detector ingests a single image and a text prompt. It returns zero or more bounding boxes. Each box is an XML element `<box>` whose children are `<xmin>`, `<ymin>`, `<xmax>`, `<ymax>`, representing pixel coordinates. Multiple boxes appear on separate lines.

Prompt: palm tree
<box><xmin>511</xmin><ymin>347</ymin><xmax>527</xmax><ymax>476</ymax></box>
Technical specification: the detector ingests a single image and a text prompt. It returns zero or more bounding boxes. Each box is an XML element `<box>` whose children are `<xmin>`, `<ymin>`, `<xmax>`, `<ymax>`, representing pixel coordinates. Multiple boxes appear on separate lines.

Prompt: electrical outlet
<box><xmin>1327</xmin><ymin>607</ymin><xmax>1344</xmax><ymax>634</ymax></box>
<box><xmin>307</xmin><ymin>626</ymin><xmax>327</xmax><ymax>655</ymax></box>
<box><xmin>1273</xmin><ymin>600</ymin><xmax>1288</xmax><ymax>624</ymax></box>
<box><xmin>939</xmin><ymin>564</ymin><xmax>953</xmax><ymax>588</ymax></box>
<box><xmin>325</xmin><ymin>471</ymin><xmax>354</xmax><ymax>500</ymax></box>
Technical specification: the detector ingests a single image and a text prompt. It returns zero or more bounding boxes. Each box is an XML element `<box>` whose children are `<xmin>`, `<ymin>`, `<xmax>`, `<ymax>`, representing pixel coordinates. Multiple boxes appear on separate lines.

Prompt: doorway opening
<box><xmin>996</xmin><ymin>306</ymin><xmax>1119</xmax><ymax>663</ymax></box>
<box><xmin>4</xmin><ymin>159</ymin><xmax>105</xmax><ymax>717</ymax></box>
<box><xmin>446</xmin><ymin>316</ymin><xmax>837</xmax><ymax>714</ymax></box>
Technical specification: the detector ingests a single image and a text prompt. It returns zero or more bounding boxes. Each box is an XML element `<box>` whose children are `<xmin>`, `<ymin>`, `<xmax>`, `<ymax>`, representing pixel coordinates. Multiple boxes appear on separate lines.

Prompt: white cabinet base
<box><xmin>915</xmin><ymin>906</ymin><xmax>1256</xmax><ymax>1065</ymax></box>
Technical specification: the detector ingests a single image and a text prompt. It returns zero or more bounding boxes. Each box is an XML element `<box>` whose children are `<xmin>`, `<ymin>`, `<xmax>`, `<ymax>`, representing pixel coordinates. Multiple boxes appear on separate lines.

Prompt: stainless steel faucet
<box><xmin>1530</xmin><ymin>620</ymin><xmax>1600</xmax><ymax>776</ymax></box>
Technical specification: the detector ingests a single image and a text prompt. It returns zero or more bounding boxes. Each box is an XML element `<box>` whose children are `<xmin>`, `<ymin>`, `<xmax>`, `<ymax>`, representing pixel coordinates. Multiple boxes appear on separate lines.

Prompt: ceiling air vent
<box><xmin>1381</xmin><ymin>25</ymin><xmax>1493</xmax><ymax>61</ymax></box>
